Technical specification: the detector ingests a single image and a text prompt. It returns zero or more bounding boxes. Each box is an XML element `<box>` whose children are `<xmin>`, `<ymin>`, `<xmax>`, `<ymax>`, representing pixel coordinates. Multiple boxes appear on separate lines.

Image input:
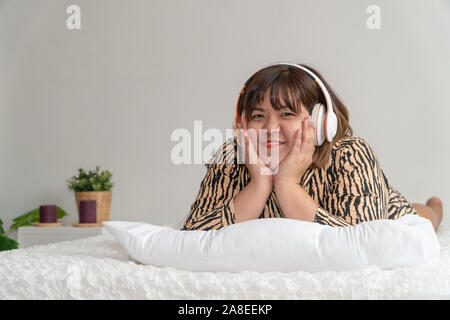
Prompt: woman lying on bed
<box><xmin>181</xmin><ymin>63</ymin><xmax>443</xmax><ymax>232</ymax></box>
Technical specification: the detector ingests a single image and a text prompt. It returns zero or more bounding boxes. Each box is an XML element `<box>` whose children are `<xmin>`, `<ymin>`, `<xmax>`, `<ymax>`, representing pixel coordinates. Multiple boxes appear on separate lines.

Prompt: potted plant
<box><xmin>67</xmin><ymin>166</ymin><xmax>114</xmax><ymax>224</ymax></box>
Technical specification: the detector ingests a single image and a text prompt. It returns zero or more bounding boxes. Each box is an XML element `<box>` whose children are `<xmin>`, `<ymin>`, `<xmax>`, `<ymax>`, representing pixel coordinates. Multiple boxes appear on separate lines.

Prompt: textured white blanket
<box><xmin>1</xmin><ymin>220</ymin><xmax>450</xmax><ymax>299</ymax></box>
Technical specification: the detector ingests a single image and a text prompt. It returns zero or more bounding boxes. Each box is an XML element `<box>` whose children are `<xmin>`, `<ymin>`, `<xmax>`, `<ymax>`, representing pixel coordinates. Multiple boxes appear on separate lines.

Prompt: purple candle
<box><xmin>79</xmin><ymin>200</ymin><xmax>97</xmax><ymax>223</ymax></box>
<box><xmin>39</xmin><ymin>205</ymin><xmax>57</xmax><ymax>223</ymax></box>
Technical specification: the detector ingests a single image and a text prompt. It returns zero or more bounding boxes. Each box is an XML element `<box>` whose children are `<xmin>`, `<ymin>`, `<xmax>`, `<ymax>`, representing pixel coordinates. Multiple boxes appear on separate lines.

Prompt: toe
<box><xmin>426</xmin><ymin>197</ymin><xmax>443</xmax><ymax>226</ymax></box>
<box><xmin>426</xmin><ymin>196</ymin><xmax>443</xmax><ymax>209</ymax></box>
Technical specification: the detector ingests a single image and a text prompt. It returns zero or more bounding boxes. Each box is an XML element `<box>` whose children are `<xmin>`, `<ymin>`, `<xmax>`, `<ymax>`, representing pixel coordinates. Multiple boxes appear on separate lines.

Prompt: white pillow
<box><xmin>103</xmin><ymin>215</ymin><xmax>440</xmax><ymax>273</ymax></box>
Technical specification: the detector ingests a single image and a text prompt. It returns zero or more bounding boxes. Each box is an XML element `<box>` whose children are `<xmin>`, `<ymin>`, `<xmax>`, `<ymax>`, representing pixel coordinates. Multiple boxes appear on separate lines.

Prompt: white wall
<box><xmin>1</xmin><ymin>0</ymin><xmax>449</xmax><ymax>236</ymax></box>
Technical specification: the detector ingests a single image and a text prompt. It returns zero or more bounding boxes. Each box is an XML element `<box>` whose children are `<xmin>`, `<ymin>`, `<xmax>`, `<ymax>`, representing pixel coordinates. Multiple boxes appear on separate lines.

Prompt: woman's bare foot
<box><xmin>426</xmin><ymin>196</ymin><xmax>443</xmax><ymax>229</ymax></box>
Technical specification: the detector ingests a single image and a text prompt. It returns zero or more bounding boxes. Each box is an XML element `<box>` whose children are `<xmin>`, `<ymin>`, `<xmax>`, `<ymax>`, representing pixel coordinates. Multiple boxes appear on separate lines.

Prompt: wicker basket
<box><xmin>75</xmin><ymin>191</ymin><xmax>112</xmax><ymax>223</ymax></box>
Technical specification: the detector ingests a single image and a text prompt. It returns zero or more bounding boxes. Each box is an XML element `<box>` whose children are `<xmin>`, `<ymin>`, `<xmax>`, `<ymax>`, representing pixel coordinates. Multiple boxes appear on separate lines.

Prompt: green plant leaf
<box><xmin>92</xmin><ymin>183</ymin><xmax>101</xmax><ymax>191</ymax></box>
<box><xmin>0</xmin><ymin>235</ymin><xmax>19</xmax><ymax>251</ymax></box>
<box><xmin>0</xmin><ymin>219</ymin><xmax>4</xmax><ymax>235</ymax></box>
<box><xmin>56</xmin><ymin>207</ymin><xmax>68</xmax><ymax>219</ymax></box>
<box><xmin>12</xmin><ymin>208</ymin><xmax>40</xmax><ymax>224</ymax></box>
<box><xmin>0</xmin><ymin>234</ymin><xmax>19</xmax><ymax>251</ymax></box>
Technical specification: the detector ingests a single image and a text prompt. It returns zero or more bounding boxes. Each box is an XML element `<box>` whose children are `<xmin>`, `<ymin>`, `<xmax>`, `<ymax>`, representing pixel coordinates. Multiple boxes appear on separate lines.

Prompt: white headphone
<box><xmin>235</xmin><ymin>62</ymin><xmax>338</xmax><ymax>146</ymax></box>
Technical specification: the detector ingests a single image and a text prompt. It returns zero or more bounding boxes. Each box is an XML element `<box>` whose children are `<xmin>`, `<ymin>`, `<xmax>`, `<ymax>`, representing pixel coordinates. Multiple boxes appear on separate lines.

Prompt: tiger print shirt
<box><xmin>181</xmin><ymin>136</ymin><xmax>417</xmax><ymax>231</ymax></box>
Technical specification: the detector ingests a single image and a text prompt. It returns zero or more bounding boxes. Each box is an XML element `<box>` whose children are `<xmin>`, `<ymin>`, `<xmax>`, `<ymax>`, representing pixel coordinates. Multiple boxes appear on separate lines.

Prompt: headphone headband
<box><xmin>275</xmin><ymin>63</ymin><xmax>333</xmax><ymax>115</ymax></box>
<box><xmin>235</xmin><ymin>62</ymin><xmax>336</xmax><ymax>130</ymax></box>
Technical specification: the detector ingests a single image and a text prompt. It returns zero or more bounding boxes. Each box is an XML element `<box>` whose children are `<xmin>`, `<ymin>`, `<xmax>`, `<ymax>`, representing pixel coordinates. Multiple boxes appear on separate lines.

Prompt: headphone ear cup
<box><xmin>325</xmin><ymin>111</ymin><xmax>338</xmax><ymax>143</ymax></box>
<box><xmin>311</xmin><ymin>103</ymin><xmax>325</xmax><ymax>146</ymax></box>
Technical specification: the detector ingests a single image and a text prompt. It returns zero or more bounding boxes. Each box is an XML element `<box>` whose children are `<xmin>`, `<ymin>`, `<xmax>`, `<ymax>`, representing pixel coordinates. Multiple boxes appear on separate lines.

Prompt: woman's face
<box><xmin>247</xmin><ymin>88</ymin><xmax>312</xmax><ymax>166</ymax></box>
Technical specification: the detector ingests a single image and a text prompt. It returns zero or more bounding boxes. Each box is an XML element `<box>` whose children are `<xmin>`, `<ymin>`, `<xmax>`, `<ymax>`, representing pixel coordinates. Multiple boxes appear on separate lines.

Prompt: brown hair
<box><xmin>235</xmin><ymin>63</ymin><xmax>353</xmax><ymax>169</ymax></box>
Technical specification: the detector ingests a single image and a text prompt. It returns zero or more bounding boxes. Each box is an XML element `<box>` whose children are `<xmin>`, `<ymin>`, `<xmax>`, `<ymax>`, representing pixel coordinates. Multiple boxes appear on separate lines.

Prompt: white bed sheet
<box><xmin>1</xmin><ymin>219</ymin><xmax>450</xmax><ymax>300</ymax></box>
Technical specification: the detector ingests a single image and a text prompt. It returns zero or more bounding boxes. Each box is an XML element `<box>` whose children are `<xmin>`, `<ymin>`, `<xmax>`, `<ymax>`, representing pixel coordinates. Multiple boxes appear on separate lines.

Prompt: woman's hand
<box><xmin>274</xmin><ymin>115</ymin><xmax>315</xmax><ymax>190</ymax></box>
<box><xmin>235</xmin><ymin>114</ymin><xmax>274</xmax><ymax>189</ymax></box>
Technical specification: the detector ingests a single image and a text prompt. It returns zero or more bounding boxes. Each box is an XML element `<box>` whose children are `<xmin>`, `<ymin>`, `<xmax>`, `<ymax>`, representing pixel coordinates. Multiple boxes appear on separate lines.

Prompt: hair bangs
<box><xmin>243</xmin><ymin>71</ymin><xmax>304</xmax><ymax>117</ymax></box>
<box><xmin>270</xmin><ymin>76</ymin><xmax>303</xmax><ymax>114</ymax></box>
<box><xmin>243</xmin><ymin>82</ymin><xmax>267</xmax><ymax>117</ymax></box>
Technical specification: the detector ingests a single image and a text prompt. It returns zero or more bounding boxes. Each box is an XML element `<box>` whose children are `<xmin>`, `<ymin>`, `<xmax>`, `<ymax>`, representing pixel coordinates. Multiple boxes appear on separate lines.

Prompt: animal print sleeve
<box><xmin>181</xmin><ymin>139</ymin><xmax>241</xmax><ymax>231</ymax></box>
<box><xmin>313</xmin><ymin>137</ymin><xmax>389</xmax><ymax>227</ymax></box>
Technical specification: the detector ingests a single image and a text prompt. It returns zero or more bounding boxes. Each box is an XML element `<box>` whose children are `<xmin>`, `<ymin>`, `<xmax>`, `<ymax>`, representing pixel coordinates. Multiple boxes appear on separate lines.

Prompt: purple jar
<box><xmin>39</xmin><ymin>205</ymin><xmax>57</xmax><ymax>223</ymax></box>
<box><xmin>79</xmin><ymin>200</ymin><xmax>97</xmax><ymax>223</ymax></box>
